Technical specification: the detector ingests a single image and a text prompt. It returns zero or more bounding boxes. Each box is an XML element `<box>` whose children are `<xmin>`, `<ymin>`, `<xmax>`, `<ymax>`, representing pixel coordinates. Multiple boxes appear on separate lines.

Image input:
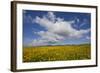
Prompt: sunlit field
<box><xmin>23</xmin><ymin>44</ymin><xmax>91</xmax><ymax>62</ymax></box>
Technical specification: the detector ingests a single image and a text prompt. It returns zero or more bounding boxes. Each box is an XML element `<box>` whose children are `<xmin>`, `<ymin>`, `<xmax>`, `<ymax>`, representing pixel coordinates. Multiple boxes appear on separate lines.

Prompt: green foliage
<box><xmin>23</xmin><ymin>44</ymin><xmax>91</xmax><ymax>62</ymax></box>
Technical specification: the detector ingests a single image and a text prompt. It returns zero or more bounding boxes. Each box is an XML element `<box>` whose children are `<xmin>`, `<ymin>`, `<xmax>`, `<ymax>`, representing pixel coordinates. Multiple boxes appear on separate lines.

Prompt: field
<box><xmin>23</xmin><ymin>44</ymin><xmax>91</xmax><ymax>62</ymax></box>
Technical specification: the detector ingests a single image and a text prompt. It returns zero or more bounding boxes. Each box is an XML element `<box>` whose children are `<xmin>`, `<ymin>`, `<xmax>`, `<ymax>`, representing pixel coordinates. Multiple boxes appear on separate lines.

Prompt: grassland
<box><xmin>23</xmin><ymin>44</ymin><xmax>91</xmax><ymax>62</ymax></box>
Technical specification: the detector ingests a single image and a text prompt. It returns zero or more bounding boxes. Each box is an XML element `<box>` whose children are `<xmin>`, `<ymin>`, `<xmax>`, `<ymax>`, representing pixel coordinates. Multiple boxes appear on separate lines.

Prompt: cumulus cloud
<box><xmin>31</xmin><ymin>12</ymin><xmax>90</xmax><ymax>46</ymax></box>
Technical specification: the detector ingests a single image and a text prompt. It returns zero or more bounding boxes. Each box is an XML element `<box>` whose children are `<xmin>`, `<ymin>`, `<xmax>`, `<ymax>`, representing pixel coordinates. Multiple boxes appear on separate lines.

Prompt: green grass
<box><xmin>23</xmin><ymin>44</ymin><xmax>91</xmax><ymax>62</ymax></box>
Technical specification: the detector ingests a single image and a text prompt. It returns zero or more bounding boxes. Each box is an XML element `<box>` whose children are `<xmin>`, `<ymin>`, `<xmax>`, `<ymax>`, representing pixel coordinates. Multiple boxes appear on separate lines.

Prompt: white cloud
<box><xmin>80</xmin><ymin>19</ymin><xmax>88</xmax><ymax>27</ymax></box>
<box><xmin>24</xmin><ymin>14</ymin><xmax>33</xmax><ymax>23</ymax></box>
<box><xmin>86</xmin><ymin>36</ymin><xmax>91</xmax><ymax>40</ymax></box>
<box><xmin>34</xmin><ymin>16</ymin><xmax>54</xmax><ymax>31</ymax></box>
<box><xmin>75</xmin><ymin>17</ymin><xmax>80</xmax><ymax>23</ymax></box>
<box><xmin>37</xmin><ymin>31</ymin><xmax>64</xmax><ymax>41</ymax></box>
<box><xmin>47</xmin><ymin>12</ymin><xmax>56</xmax><ymax>22</ymax></box>
<box><xmin>31</xmin><ymin>39</ymin><xmax>48</xmax><ymax>46</ymax></box>
<box><xmin>31</xmin><ymin>12</ymin><xmax>90</xmax><ymax>46</ymax></box>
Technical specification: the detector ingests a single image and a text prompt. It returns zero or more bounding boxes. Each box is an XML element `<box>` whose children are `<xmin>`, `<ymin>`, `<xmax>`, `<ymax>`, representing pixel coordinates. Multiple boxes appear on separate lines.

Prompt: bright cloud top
<box><xmin>23</xmin><ymin>10</ymin><xmax>91</xmax><ymax>46</ymax></box>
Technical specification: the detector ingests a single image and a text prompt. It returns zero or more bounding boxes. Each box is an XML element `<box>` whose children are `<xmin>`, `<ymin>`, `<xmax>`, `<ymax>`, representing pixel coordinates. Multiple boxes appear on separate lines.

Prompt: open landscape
<box><xmin>23</xmin><ymin>44</ymin><xmax>91</xmax><ymax>62</ymax></box>
<box><xmin>23</xmin><ymin>11</ymin><xmax>91</xmax><ymax>62</ymax></box>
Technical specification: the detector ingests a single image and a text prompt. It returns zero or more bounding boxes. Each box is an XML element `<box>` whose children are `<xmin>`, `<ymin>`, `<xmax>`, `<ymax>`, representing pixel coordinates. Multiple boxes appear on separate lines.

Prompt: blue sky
<box><xmin>23</xmin><ymin>10</ymin><xmax>91</xmax><ymax>46</ymax></box>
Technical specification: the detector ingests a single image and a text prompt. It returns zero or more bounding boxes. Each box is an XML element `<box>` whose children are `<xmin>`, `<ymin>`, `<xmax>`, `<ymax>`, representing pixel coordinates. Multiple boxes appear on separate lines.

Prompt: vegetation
<box><xmin>23</xmin><ymin>44</ymin><xmax>91</xmax><ymax>62</ymax></box>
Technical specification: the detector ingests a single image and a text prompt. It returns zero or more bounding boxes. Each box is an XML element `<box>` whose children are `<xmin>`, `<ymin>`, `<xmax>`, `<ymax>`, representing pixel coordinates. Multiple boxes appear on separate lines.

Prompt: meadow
<box><xmin>23</xmin><ymin>44</ymin><xmax>91</xmax><ymax>62</ymax></box>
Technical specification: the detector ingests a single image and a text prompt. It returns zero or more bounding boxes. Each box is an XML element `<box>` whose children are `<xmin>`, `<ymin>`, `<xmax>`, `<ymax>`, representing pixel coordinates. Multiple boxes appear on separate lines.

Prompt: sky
<box><xmin>23</xmin><ymin>10</ymin><xmax>91</xmax><ymax>47</ymax></box>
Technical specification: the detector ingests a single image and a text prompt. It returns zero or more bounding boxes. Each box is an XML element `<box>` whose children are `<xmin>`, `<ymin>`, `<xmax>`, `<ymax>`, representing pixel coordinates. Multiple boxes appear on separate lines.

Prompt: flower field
<box><xmin>23</xmin><ymin>44</ymin><xmax>91</xmax><ymax>62</ymax></box>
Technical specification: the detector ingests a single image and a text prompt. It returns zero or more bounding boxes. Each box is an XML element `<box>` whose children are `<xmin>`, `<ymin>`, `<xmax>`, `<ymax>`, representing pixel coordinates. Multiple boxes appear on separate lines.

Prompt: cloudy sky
<box><xmin>23</xmin><ymin>10</ymin><xmax>91</xmax><ymax>46</ymax></box>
